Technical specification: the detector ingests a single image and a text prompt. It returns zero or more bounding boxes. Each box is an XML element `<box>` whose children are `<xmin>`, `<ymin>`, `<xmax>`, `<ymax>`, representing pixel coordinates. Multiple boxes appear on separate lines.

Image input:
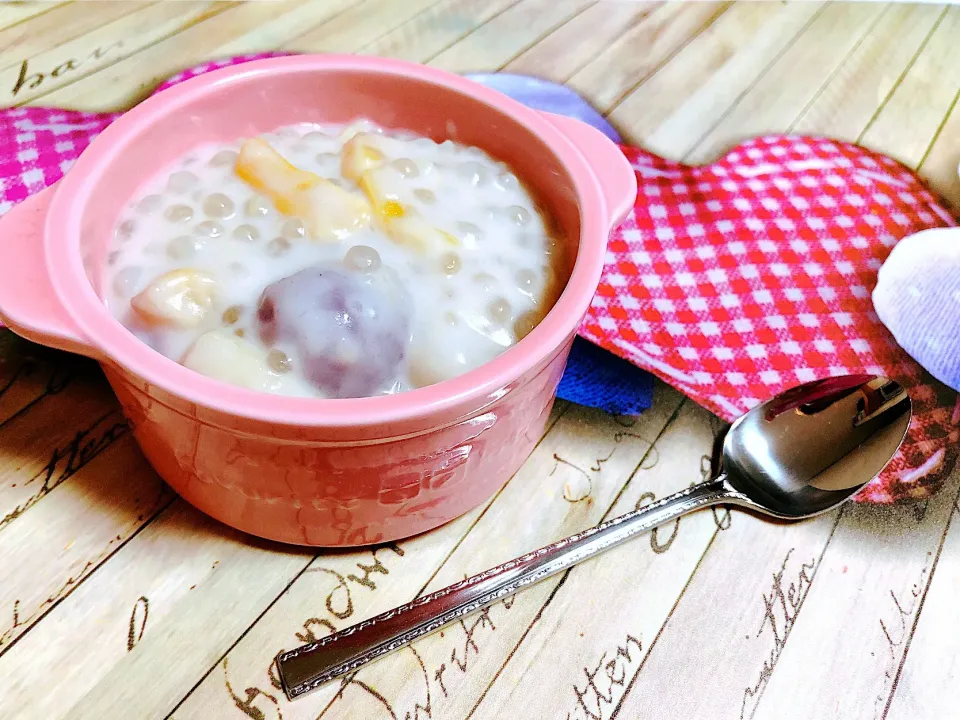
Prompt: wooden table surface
<box><xmin>1</xmin><ymin>1</ymin><xmax>959</xmax><ymax>718</ymax></box>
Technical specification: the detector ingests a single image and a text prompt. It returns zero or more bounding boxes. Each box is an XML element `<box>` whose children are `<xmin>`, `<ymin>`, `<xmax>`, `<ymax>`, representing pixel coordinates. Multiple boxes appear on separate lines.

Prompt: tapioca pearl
<box><xmin>276</xmin><ymin>126</ymin><xmax>301</xmax><ymax>138</ymax></box>
<box><xmin>302</xmin><ymin>131</ymin><xmax>330</xmax><ymax>145</ymax></box>
<box><xmin>281</xmin><ymin>218</ymin><xmax>306</xmax><ymax>241</ymax></box>
<box><xmin>494</xmin><ymin>171</ymin><xmax>518</xmax><ymax>191</ymax></box>
<box><xmin>168</xmin><ymin>171</ymin><xmax>200</xmax><ymax>193</ymax></box>
<box><xmin>195</xmin><ymin>220</ymin><xmax>224</xmax><ymax>238</ymax></box>
<box><xmin>390</xmin><ymin>158</ymin><xmax>419</xmax><ymax>178</ymax></box>
<box><xmin>343</xmin><ymin>245</ymin><xmax>382</xmax><ymax>273</ymax></box>
<box><xmin>416</xmin><ymin>160</ymin><xmax>438</xmax><ymax>177</ymax></box>
<box><xmin>115</xmin><ymin>219</ymin><xmax>136</xmax><ymax>240</ymax></box>
<box><xmin>167</xmin><ymin>235</ymin><xmax>206</xmax><ymax>260</ymax></box>
<box><xmin>267</xmin><ymin>349</ymin><xmax>292</xmax><ymax>373</ymax></box>
<box><xmin>505</xmin><ymin>205</ymin><xmax>532</xmax><ymax>226</ymax></box>
<box><xmin>202</xmin><ymin>193</ymin><xmax>236</xmax><ymax>219</ymax></box>
<box><xmin>513</xmin><ymin>309</ymin><xmax>541</xmax><ymax>339</ymax></box>
<box><xmin>316</xmin><ymin>151</ymin><xmax>339</xmax><ymax>166</ymax></box>
<box><xmin>444</xmin><ymin>311</ymin><xmax>459</xmax><ymax>327</ymax></box>
<box><xmin>413</xmin><ymin>188</ymin><xmax>436</xmax><ymax>204</ymax></box>
<box><xmin>136</xmin><ymin>194</ymin><xmax>164</xmax><ymax>214</ymax></box>
<box><xmin>229</xmin><ymin>262</ymin><xmax>249</xmax><ymax>278</ymax></box>
<box><xmin>107</xmin><ymin>251</ymin><xmax>122</xmax><ymax>266</ymax></box>
<box><xmin>112</xmin><ymin>266</ymin><xmax>142</xmax><ymax>296</ymax></box>
<box><xmin>145</xmin><ymin>241</ymin><xmax>166</xmax><ymax>256</ymax></box>
<box><xmin>535</xmin><ymin>265</ymin><xmax>561</xmax><ymax>307</ymax></box>
<box><xmin>473</xmin><ymin>272</ymin><xmax>498</xmax><ymax>293</ymax></box>
<box><xmin>412</xmin><ymin>137</ymin><xmax>436</xmax><ymax>151</ymax></box>
<box><xmin>455</xmin><ymin>221</ymin><xmax>482</xmax><ymax>247</ymax></box>
<box><xmin>245</xmin><ymin>195</ymin><xmax>272</xmax><ymax>218</ymax></box>
<box><xmin>232</xmin><ymin>224</ymin><xmax>260</xmax><ymax>243</ymax></box>
<box><xmin>209</xmin><ymin>150</ymin><xmax>238</xmax><ymax>168</ymax></box>
<box><xmin>515</xmin><ymin>268</ymin><xmax>538</xmax><ymax>297</ymax></box>
<box><xmin>439</xmin><ymin>252</ymin><xmax>461</xmax><ymax>276</ymax></box>
<box><xmin>487</xmin><ymin>297</ymin><xmax>512</xmax><ymax>325</ymax></box>
<box><xmin>267</xmin><ymin>237</ymin><xmax>292</xmax><ymax>257</ymax></box>
<box><xmin>541</xmin><ymin>236</ymin><xmax>560</xmax><ymax>258</ymax></box>
<box><xmin>164</xmin><ymin>204</ymin><xmax>195</xmax><ymax>223</ymax></box>
<box><xmin>457</xmin><ymin>161</ymin><xmax>488</xmax><ymax>186</ymax></box>
<box><xmin>221</xmin><ymin>305</ymin><xmax>243</xmax><ymax>325</ymax></box>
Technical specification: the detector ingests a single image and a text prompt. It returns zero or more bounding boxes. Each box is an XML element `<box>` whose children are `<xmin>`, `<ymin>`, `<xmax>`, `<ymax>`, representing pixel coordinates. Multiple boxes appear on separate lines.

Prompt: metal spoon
<box><xmin>277</xmin><ymin>374</ymin><xmax>911</xmax><ymax>699</ymax></box>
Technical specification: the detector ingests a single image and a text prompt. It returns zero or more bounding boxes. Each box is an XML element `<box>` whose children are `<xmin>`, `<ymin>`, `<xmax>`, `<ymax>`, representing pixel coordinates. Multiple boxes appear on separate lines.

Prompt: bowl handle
<box><xmin>540</xmin><ymin>111</ymin><xmax>637</xmax><ymax>227</ymax></box>
<box><xmin>0</xmin><ymin>187</ymin><xmax>101</xmax><ymax>359</ymax></box>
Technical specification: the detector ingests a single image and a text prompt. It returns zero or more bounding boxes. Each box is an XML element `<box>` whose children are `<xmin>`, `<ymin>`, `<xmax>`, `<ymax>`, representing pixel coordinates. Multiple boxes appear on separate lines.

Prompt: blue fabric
<box><xmin>464</xmin><ymin>73</ymin><xmax>655</xmax><ymax>416</ymax></box>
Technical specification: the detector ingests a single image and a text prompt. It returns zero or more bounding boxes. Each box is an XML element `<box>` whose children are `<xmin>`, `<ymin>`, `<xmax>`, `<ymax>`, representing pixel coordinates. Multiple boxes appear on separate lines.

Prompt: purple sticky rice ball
<box><xmin>257</xmin><ymin>264</ymin><xmax>411</xmax><ymax>398</ymax></box>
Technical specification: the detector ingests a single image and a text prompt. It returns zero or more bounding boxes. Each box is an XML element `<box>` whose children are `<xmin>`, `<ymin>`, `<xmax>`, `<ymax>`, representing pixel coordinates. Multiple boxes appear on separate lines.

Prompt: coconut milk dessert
<box><xmin>103</xmin><ymin>119</ymin><xmax>565</xmax><ymax>399</ymax></box>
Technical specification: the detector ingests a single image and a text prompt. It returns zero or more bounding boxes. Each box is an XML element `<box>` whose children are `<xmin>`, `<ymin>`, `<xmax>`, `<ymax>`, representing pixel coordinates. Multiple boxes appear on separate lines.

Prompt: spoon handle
<box><xmin>276</xmin><ymin>476</ymin><xmax>734</xmax><ymax>699</ymax></box>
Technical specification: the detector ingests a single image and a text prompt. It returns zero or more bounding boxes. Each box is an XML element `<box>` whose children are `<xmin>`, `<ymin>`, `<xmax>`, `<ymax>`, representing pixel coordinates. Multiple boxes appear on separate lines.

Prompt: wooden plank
<box><xmin>685</xmin><ymin>1</ymin><xmax>888</xmax><ymax>164</ymax></box>
<box><xmin>4</xmin><ymin>1</ymin><xmax>233</xmax><ymax>107</ymax></box>
<box><xmin>883</xmin><ymin>484</ymin><xmax>960</xmax><ymax>720</ymax></box>
<box><xmin>0</xmin><ymin>365</ymin><xmax>121</xmax><ymax>529</ymax></box>
<box><xmin>610</xmin><ymin>0</ymin><xmax>823</xmax><ymax>157</ymax></box>
<box><xmin>566</xmin><ymin>1</ymin><xmax>731</xmax><ymax>114</ymax></box>
<box><xmin>470</xmin><ymin>401</ymin><xmax>726</xmax><ymax>720</ymax></box>
<box><xmin>0</xmin><ymin>434</ymin><xmax>171</xmax><ymax>653</ymax></box>
<box><xmin>504</xmin><ymin>1</ymin><xmax>661</xmax><ymax>84</ymax></box>
<box><xmin>285</xmin><ymin>0</ymin><xmax>448</xmax><ymax>54</ymax></box>
<box><xmin>211</xmin><ymin>0</ymin><xmax>360</xmax><ymax>57</ymax></box>
<box><xmin>0</xmin><ymin>501</ymin><xmax>276</xmax><ymax>720</ymax></box>
<box><xmin>748</xmin><ymin>471</ymin><xmax>960</xmax><ymax>720</ymax></box>
<box><xmin>791</xmin><ymin>3</ymin><xmax>947</xmax><ymax>141</ymax></box>
<box><xmin>611</xmin><ymin>504</ymin><xmax>841</xmax><ymax>719</ymax></box>
<box><xmin>0</xmin><ymin>1</ymin><xmax>146</xmax><ymax>71</ymax></box>
<box><xmin>169</xmin><ymin>504</ymin><xmax>493</xmax><ymax>720</ymax></box>
<box><xmin>170</xmin><ymin>389</ymin><xmax>683</xmax><ymax>719</ymax></box>
<box><xmin>916</xmin><ymin>94</ymin><xmax>960</xmax><ymax>210</ymax></box>
<box><xmin>358</xmin><ymin>0</ymin><xmax>524</xmax><ymax>63</ymax></box>
<box><xmin>859</xmin><ymin>6</ymin><xmax>960</xmax><ymax>169</ymax></box>
<box><xmin>66</xmin><ymin>529</ymin><xmax>313</xmax><ymax>720</ymax></box>
<box><xmin>0</xmin><ymin>2</ymin><xmax>66</xmax><ymax>32</ymax></box>
<box><xmin>27</xmin><ymin>0</ymin><xmax>357</xmax><ymax>111</ymax></box>
<box><xmin>427</xmin><ymin>0</ymin><xmax>595</xmax><ymax>74</ymax></box>
<box><xmin>0</xmin><ymin>333</ymin><xmax>80</xmax><ymax>428</ymax></box>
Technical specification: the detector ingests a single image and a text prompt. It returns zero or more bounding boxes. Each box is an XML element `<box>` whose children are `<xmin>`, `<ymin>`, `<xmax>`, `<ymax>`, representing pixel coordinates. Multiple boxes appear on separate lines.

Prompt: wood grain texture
<box><xmin>0</xmin><ymin>1</ymin><xmax>66</xmax><ymax>32</ymax></box>
<box><xmin>0</xmin><ymin>3</ymin><xmax>958</xmax><ymax>718</ymax></box>
<box><xmin>610</xmin><ymin>0</ymin><xmax>823</xmax><ymax>156</ymax></box>
<box><xmin>859</xmin><ymin>6</ymin><xmax>960</xmax><ymax>169</ymax></box>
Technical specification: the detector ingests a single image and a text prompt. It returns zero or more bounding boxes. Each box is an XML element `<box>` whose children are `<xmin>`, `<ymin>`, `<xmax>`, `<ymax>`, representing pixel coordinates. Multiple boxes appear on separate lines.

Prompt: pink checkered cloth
<box><xmin>1</xmin><ymin>53</ymin><xmax>957</xmax><ymax>503</ymax></box>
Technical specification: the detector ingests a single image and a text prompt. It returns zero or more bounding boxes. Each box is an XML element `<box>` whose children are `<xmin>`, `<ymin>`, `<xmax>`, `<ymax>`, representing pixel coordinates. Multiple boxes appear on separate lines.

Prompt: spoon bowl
<box><xmin>277</xmin><ymin>374</ymin><xmax>912</xmax><ymax>699</ymax></box>
<box><xmin>723</xmin><ymin>374</ymin><xmax>911</xmax><ymax>518</ymax></box>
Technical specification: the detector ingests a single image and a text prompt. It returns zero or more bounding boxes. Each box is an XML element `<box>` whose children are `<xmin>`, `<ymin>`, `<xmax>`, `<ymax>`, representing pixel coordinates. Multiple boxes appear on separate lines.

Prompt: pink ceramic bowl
<box><xmin>0</xmin><ymin>55</ymin><xmax>636</xmax><ymax>546</ymax></box>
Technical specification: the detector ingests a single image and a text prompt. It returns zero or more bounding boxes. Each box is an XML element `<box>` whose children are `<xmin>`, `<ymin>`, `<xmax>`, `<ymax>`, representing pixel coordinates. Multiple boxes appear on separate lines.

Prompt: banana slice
<box><xmin>385</xmin><ymin>215</ymin><xmax>460</xmax><ymax>254</ymax></box>
<box><xmin>236</xmin><ymin>138</ymin><xmax>372</xmax><ymax>241</ymax></box>
<box><xmin>131</xmin><ymin>268</ymin><xmax>216</xmax><ymax>328</ymax></box>
<box><xmin>181</xmin><ymin>330</ymin><xmax>315</xmax><ymax>397</ymax></box>
<box><xmin>359</xmin><ymin>166</ymin><xmax>459</xmax><ymax>254</ymax></box>
<box><xmin>341</xmin><ymin>133</ymin><xmax>386</xmax><ymax>183</ymax></box>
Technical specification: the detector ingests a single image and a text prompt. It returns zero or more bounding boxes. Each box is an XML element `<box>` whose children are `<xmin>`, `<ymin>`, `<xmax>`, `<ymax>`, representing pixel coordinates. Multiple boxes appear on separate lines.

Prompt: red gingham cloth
<box><xmin>1</xmin><ymin>54</ymin><xmax>957</xmax><ymax>503</ymax></box>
